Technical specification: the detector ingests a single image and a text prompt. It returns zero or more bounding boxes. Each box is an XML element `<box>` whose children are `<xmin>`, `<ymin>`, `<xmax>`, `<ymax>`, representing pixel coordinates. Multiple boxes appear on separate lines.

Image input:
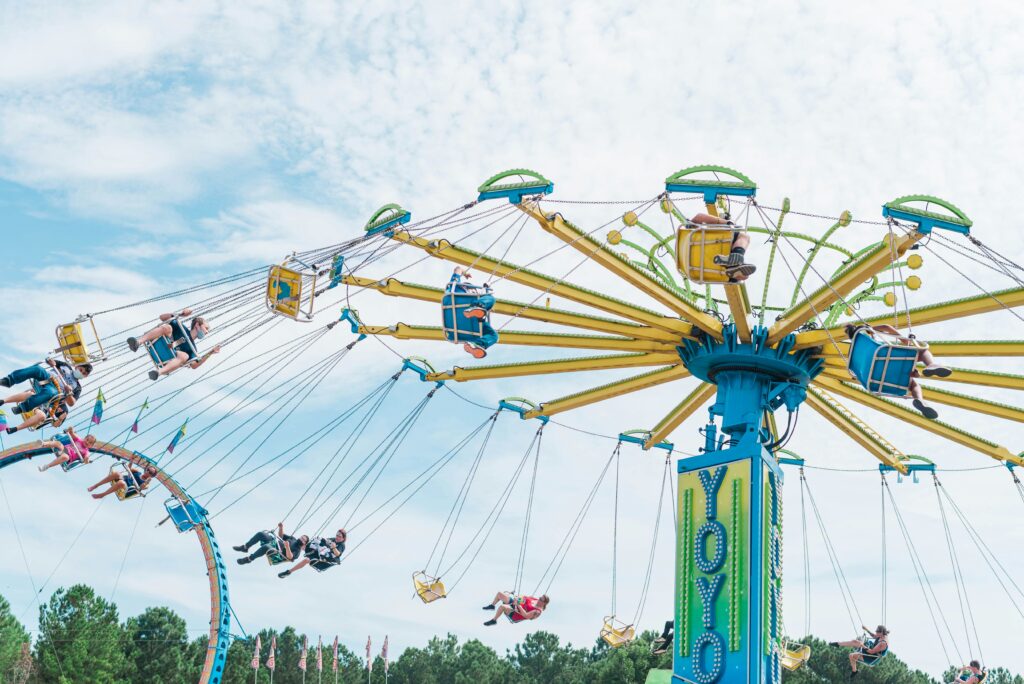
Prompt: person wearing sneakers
<box><xmin>39</xmin><ymin>426</ymin><xmax>96</xmax><ymax>472</ymax></box>
<box><xmin>830</xmin><ymin>624</ymin><xmax>889</xmax><ymax>677</ymax></box>
<box><xmin>448</xmin><ymin>267</ymin><xmax>498</xmax><ymax>359</ymax></box>
<box><xmin>0</xmin><ymin>358</ymin><xmax>90</xmax><ymax>417</ymax></box>
<box><xmin>126</xmin><ymin>308</ymin><xmax>221</xmax><ymax>380</ymax></box>
<box><xmin>481</xmin><ymin>591</ymin><xmax>549</xmax><ymax>626</ymax></box>
<box><xmin>277</xmin><ymin>529</ymin><xmax>346</xmax><ymax>578</ymax></box>
<box><xmin>844</xmin><ymin>323</ymin><xmax>951</xmax><ymax>419</ymax></box>
<box><xmin>234</xmin><ymin>523</ymin><xmax>308</xmax><ymax>566</ymax></box>
<box><xmin>689</xmin><ymin>212</ymin><xmax>756</xmax><ymax>282</ymax></box>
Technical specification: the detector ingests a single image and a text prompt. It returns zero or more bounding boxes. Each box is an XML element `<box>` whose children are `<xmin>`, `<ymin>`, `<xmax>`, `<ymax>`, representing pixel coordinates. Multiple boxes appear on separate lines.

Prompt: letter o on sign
<box><xmin>694</xmin><ymin>520</ymin><xmax>727</xmax><ymax>574</ymax></box>
<box><xmin>691</xmin><ymin>630</ymin><xmax>726</xmax><ymax>683</ymax></box>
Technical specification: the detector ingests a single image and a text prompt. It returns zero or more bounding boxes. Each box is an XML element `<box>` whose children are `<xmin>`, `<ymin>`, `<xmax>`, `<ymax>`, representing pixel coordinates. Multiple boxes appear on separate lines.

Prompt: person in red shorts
<box><xmin>482</xmin><ymin>591</ymin><xmax>549</xmax><ymax>626</ymax></box>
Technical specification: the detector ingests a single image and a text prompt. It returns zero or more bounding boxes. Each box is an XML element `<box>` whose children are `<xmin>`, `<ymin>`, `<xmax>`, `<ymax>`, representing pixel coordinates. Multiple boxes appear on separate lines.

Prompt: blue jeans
<box><xmin>5</xmin><ymin>364</ymin><xmax>58</xmax><ymax>413</ymax></box>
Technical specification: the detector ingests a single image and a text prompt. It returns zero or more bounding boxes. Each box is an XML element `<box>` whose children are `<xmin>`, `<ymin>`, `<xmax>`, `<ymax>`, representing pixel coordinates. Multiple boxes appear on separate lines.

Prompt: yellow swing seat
<box><xmin>780</xmin><ymin>641</ymin><xmax>811</xmax><ymax>671</ymax></box>
<box><xmin>676</xmin><ymin>226</ymin><xmax>735</xmax><ymax>284</ymax></box>
<box><xmin>55</xmin><ymin>316</ymin><xmax>106</xmax><ymax>365</ymax></box>
<box><xmin>412</xmin><ymin>571</ymin><xmax>447</xmax><ymax>603</ymax></box>
<box><xmin>267</xmin><ymin>256</ymin><xmax>319</xmax><ymax>322</ymax></box>
<box><xmin>110</xmin><ymin>463</ymin><xmax>147</xmax><ymax>501</ymax></box>
<box><xmin>600</xmin><ymin>615</ymin><xmax>636</xmax><ymax>649</ymax></box>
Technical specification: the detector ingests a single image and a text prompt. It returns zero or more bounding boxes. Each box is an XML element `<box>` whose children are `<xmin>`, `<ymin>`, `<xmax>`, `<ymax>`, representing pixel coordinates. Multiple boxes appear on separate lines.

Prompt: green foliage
<box><xmin>33</xmin><ymin>584</ymin><xmax>127</xmax><ymax>683</ymax></box>
<box><xmin>1</xmin><ymin>588</ymin><xmax>1021</xmax><ymax>684</ymax></box>
<box><xmin>781</xmin><ymin>637</ymin><xmax>936</xmax><ymax>684</ymax></box>
<box><xmin>122</xmin><ymin>606</ymin><xmax>190</xmax><ymax>684</ymax></box>
<box><xmin>0</xmin><ymin>593</ymin><xmax>31</xmax><ymax>681</ymax></box>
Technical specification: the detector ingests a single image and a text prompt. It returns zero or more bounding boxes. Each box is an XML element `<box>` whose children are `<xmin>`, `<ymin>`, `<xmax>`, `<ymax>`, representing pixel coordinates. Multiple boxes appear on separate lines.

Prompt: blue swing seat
<box><xmin>847</xmin><ymin>328</ymin><xmax>926</xmax><ymax>397</ymax></box>
<box><xmin>145</xmin><ymin>318</ymin><xmax>198</xmax><ymax>375</ymax></box>
<box><xmin>52</xmin><ymin>434</ymin><xmax>88</xmax><ymax>472</ymax></box>
<box><xmin>164</xmin><ymin>496</ymin><xmax>207</xmax><ymax>533</ymax></box>
<box><xmin>441</xmin><ymin>283</ymin><xmax>498</xmax><ymax>349</ymax></box>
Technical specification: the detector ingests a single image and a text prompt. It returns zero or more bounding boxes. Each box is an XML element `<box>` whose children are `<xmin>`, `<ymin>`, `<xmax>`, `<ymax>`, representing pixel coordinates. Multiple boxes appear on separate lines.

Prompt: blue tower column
<box><xmin>672</xmin><ymin>326</ymin><xmax>820</xmax><ymax>684</ymax></box>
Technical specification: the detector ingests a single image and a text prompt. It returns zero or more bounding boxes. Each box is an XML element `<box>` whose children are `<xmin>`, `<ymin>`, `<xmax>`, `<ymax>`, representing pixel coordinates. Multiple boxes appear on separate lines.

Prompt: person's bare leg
<box><xmin>918</xmin><ymin>348</ymin><xmax>951</xmax><ymax>377</ymax></box>
<box><xmin>1</xmin><ymin>391</ymin><xmax>33</xmax><ymax>406</ymax></box>
<box><xmin>910</xmin><ymin>379</ymin><xmax>938</xmax><ymax>418</ymax></box>
<box><xmin>491</xmin><ymin>591</ymin><xmax>510</xmax><ymax>605</ymax></box>
<box><xmin>491</xmin><ymin>604</ymin><xmax>512</xmax><ymax>621</ymax></box>
<box><xmin>732</xmin><ymin>233</ymin><xmax>751</xmax><ymax>251</ymax></box>
<box><xmin>40</xmin><ymin>453</ymin><xmax>69</xmax><ymax>471</ymax></box>
<box><xmin>91</xmin><ymin>483</ymin><xmax>122</xmax><ymax>499</ymax></box>
<box><xmin>690</xmin><ymin>213</ymin><xmax>728</xmax><ymax>225</ymax></box>
<box><xmin>837</xmin><ymin>640</ymin><xmax>863</xmax><ymax>648</ymax></box>
<box><xmin>279</xmin><ymin>558</ymin><xmax>310</xmax><ymax>578</ymax></box>
<box><xmin>158</xmin><ymin>353</ymin><xmax>190</xmax><ymax>376</ymax></box>
<box><xmin>849</xmin><ymin>652</ymin><xmax>863</xmax><ymax>672</ymax></box>
<box><xmin>136</xmin><ymin>324</ymin><xmax>174</xmax><ymax>347</ymax></box>
<box><xmin>8</xmin><ymin>411</ymin><xmax>45</xmax><ymax>433</ymax></box>
<box><xmin>88</xmin><ymin>473</ymin><xmax>119</xmax><ymax>491</ymax></box>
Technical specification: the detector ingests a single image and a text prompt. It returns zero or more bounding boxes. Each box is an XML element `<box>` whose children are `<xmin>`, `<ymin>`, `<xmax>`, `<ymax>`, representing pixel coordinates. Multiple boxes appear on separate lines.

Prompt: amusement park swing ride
<box><xmin>1</xmin><ymin>165</ymin><xmax>1022</xmax><ymax>684</ymax></box>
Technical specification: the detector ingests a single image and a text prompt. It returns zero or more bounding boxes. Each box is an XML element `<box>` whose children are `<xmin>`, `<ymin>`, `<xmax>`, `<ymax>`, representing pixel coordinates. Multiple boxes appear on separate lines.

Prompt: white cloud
<box><xmin>0</xmin><ymin>0</ymin><xmax>1023</xmax><ymax>678</ymax></box>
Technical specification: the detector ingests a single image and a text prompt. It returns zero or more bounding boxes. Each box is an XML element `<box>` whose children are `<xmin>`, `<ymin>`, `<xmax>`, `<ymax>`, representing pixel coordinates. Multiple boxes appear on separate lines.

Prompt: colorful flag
<box><xmin>130</xmin><ymin>398</ymin><xmax>150</xmax><ymax>434</ymax></box>
<box><xmin>331</xmin><ymin>636</ymin><xmax>338</xmax><ymax>673</ymax></box>
<box><xmin>0</xmin><ymin>409</ymin><xmax>7</xmax><ymax>432</ymax></box>
<box><xmin>299</xmin><ymin>635</ymin><xmax>308</xmax><ymax>671</ymax></box>
<box><xmin>316</xmin><ymin>636</ymin><xmax>323</xmax><ymax>672</ymax></box>
<box><xmin>251</xmin><ymin>635</ymin><xmax>261</xmax><ymax>671</ymax></box>
<box><xmin>382</xmin><ymin>635</ymin><xmax>389</xmax><ymax>674</ymax></box>
<box><xmin>90</xmin><ymin>389</ymin><xmax>106</xmax><ymax>425</ymax></box>
<box><xmin>267</xmin><ymin>635</ymin><xmax>276</xmax><ymax>671</ymax></box>
<box><xmin>166</xmin><ymin>419</ymin><xmax>188</xmax><ymax>453</ymax></box>
<box><xmin>366</xmin><ymin>636</ymin><xmax>372</xmax><ymax>673</ymax></box>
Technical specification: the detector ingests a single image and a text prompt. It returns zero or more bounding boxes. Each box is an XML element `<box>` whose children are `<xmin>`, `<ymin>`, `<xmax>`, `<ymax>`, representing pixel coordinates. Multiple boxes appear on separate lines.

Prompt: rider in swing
<box><xmin>689</xmin><ymin>212</ymin><xmax>756</xmax><ymax>282</ymax></box>
<box><xmin>481</xmin><ymin>591</ymin><xmax>550</xmax><ymax>626</ymax></box>
<box><xmin>126</xmin><ymin>308</ymin><xmax>221</xmax><ymax>380</ymax></box>
<box><xmin>448</xmin><ymin>267</ymin><xmax>498</xmax><ymax>359</ymax></box>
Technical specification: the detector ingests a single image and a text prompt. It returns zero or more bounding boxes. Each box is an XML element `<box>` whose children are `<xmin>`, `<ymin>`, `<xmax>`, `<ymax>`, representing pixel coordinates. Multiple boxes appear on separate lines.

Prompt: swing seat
<box><xmin>110</xmin><ymin>463</ymin><xmax>146</xmax><ymax>501</ymax></box>
<box><xmin>163</xmin><ymin>496</ymin><xmax>206</xmax><ymax>533</ymax></box>
<box><xmin>144</xmin><ymin>318</ymin><xmax>199</xmax><ymax>375</ymax></box>
<box><xmin>847</xmin><ymin>328</ymin><xmax>927</xmax><ymax>397</ymax></box>
<box><xmin>310</xmin><ymin>557</ymin><xmax>340</xmax><ymax>572</ymax></box>
<box><xmin>412</xmin><ymin>571</ymin><xmax>447</xmax><ymax>603</ymax></box>
<box><xmin>676</xmin><ymin>226</ymin><xmax>734</xmax><ymax>284</ymax></box>
<box><xmin>52</xmin><ymin>436</ymin><xmax>88</xmax><ymax>472</ymax></box>
<box><xmin>441</xmin><ymin>285</ymin><xmax>497</xmax><ymax>349</ymax></box>
<box><xmin>261</xmin><ymin>536</ymin><xmax>289</xmax><ymax>565</ymax></box>
<box><xmin>600</xmin><ymin>616</ymin><xmax>636</xmax><ymax>648</ymax></box>
<box><xmin>55</xmin><ymin>317</ymin><xmax>106</xmax><ymax>365</ymax></box>
<box><xmin>780</xmin><ymin>641</ymin><xmax>811</xmax><ymax>671</ymax></box>
<box><xmin>267</xmin><ymin>262</ymin><xmax>317</xmax><ymax>322</ymax></box>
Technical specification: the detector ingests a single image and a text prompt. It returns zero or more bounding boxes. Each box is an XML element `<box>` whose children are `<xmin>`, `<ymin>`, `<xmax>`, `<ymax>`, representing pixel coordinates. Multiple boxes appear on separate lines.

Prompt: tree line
<box><xmin>0</xmin><ymin>584</ymin><xmax>1019</xmax><ymax>683</ymax></box>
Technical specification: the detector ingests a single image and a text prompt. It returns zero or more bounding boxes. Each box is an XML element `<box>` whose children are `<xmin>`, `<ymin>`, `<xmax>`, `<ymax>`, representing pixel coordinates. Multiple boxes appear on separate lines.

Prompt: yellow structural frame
<box><xmin>819</xmin><ymin>365</ymin><xmax>1024</xmax><ymax>392</ymax></box>
<box><xmin>425</xmin><ymin>352</ymin><xmax>681</xmax><ymax>383</ymax></box>
<box><xmin>645</xmin><ymin>382</ymin><xmax>718</xmax><ymax>449</ymax></box>
<box><xmin>386</xmin><ymin>231</ymin><xmax>698</xmax><ymax>337</ymax></box>
<box><xmin>769</xmin><ymin>231</ymin><xmax>924</xmax><ymax>344</ymax></box>
<box><xmin>815</xmin><ymin>339</ymin><xmax>1024</xmax><ymax>359</ymax></box>
<box><xmin>342</xmin><ymin>275</ymin><xmax>685</xmax><ymax>342</ymax></box>
<box><xmin>517</xmin><ymin>205</ymin><xmax>724</xmax><ymax>337</ymax></box>
<box><xmin>814</xmin><ymin>375</ymin><xmax>1022</xmax><ymax>465</ymax></box>
<box><xmin>523</xmin><ymin>365</ymin><xmax>691</xmax><ymax>419</ymax></box>
<box><xmin>805</xmin><ymin>385</ymin><xmax>909</xmax><ymax>472</ymax></box>
<box><xmin>358</xmin><ymin>323</ymin><xmax>679</xmax><ymax>353</ymax></box>
<box><xmin>793</xmin><ymin>287</ymin><xmax>1024</xmax><ymax>349</ymax></box>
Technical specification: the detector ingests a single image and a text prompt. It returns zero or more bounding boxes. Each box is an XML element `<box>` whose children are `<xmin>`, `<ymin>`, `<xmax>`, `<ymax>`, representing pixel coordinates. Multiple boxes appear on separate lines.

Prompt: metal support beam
<box><xmin>768</xmin><ymin>231</ymin><xmax>924</xmax><ymax>344</ymax></box>
<box><xmin>342</xmin><ymin>275</ymin><xmax>684</xmax><ymax>342</ymax></box>
<box><xmin>645</xmin><ymin>382</ymin><xmax>717</xmax><ymax>449</ymax></box>
<box><xmin>815</xmin><ymin>339</ymin><xmax>1024</xmax><ymax>359</ymax></box>
<box><xmin>523</xmin><ymin>365</ymin><xmax>691</xmax><ymax>419</ymax></box>
<box><xmin>386</xmin><ymin>231</ymin><xmax>696</xmax><ymax>336</ymax></box>
<box><xmin>793</xmin><ymin>287</ymin><xmax>1024</xmax><ymax>349</ymax></box>
<box><xmin>358</xmin><ymin>323</ymin><xmax>679</xmax><ymax>353</ymax></box>
<box><xmin>426</xmin><ymin>352</ymin><xmax>681</xmax><ymax>382</ymax></box>
<box><xmin>820</xmin><ymin>365</ymin><xmax>1024</xmax><ymax>392</ymax></box>
<box><xmin>920</xmin><ymin>385</ymin><xmax>1024</xmax><ymax>423</ymax></box>
<box><xmin>814</xmin><ymin>375</ymin><xmax>1023</xmax><ymax>465</ymax></box>
<box><xmin>804</xmin><ymin>386</ymin><xmax>909</xmax><ymax>473</ymax></box>
<box><xmin>519</xmin><ymin>206</ymin><xmax>724</xmax><ymax>337</ymax></box>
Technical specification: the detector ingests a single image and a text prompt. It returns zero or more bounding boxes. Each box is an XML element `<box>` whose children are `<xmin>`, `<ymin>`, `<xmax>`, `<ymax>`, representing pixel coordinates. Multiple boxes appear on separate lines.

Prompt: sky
<box><xmin>1</xmin><ymin>0</ymin><xmax>1023</xmax><ymax>678</ymax></box>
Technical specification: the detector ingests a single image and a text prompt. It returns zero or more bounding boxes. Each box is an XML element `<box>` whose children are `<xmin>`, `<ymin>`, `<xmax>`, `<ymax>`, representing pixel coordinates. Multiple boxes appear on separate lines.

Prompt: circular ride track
<box><xmin>0</xmin><ymin>442</ymin><xmax>230</xmax><ymax>684</ymax></box>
